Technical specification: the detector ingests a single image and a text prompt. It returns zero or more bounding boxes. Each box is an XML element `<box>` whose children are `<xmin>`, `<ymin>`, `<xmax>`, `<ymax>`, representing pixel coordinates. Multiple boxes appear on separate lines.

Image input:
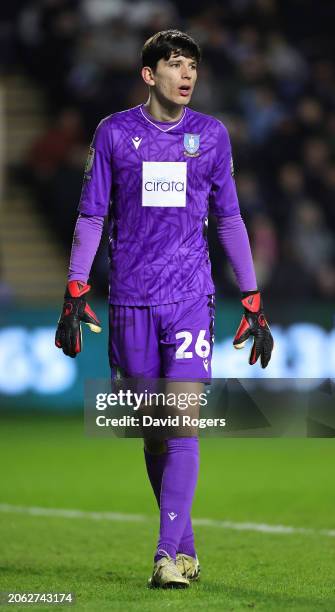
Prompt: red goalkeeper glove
<box><xmin>233</xmin><ymin>291</ymin><xmax>274</xmax><ymax>368</ymax></box>
<box><xmin>55</xmin><ymin>280</ymin><xmax>101</xmax><ymax>358</ymax></box>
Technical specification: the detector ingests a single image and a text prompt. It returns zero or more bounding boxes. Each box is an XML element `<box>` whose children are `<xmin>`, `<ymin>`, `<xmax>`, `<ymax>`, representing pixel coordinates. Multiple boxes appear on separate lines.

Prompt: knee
<box><xmin>166</xmin><ymin>437</ymin><xmax>199</xmax><ymax>452</ymax></box>
<box><xmin>144</xmin><ymin>438</ymin><xmax>167</xmax><ymax>455</ymax></box>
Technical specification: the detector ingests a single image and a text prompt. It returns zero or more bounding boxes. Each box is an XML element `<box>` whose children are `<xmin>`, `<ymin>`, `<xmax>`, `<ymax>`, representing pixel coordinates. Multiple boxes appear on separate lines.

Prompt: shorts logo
<box><xmin>142</xmin><ymin>162</ymin><xmax>187</xmax><ymax>207</ymax></box>
<box><xmin>168</xmin><ymin>512</ymin><xmax>178</xmax><ymax>521</ymax></box>
<box><xmin>85</xmin><ymin>146</ymin><xmax>95</xmax><ymax>173</ymax></box>
<box><xmin>184</xmin><ymin>133</ymin><xmax>200</xmax><ymax>157</ymax></box>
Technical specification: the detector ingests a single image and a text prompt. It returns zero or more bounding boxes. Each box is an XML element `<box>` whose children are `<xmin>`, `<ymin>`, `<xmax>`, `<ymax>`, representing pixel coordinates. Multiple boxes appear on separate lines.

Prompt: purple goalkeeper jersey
<box><xmin>78</xmin><ymin>104</ymin><xmax>240</xmax><ymax>305</ymax></box>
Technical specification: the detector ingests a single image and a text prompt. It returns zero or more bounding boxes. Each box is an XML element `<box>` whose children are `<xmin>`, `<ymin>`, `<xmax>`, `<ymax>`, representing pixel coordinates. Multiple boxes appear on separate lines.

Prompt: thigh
<box><xmin>108</xmin><ymin>304</ymin><xmax>161</xmax><ymax>378</ymax></box>
<box><xmin>141</xmin><ymin>381</ymin><xmax>204</xmax><ymax>442</ymax></box>
<box><xmin>160</xmin><ymin>295</ymin><xmax>215</xmax><ymax>380</ymax></box>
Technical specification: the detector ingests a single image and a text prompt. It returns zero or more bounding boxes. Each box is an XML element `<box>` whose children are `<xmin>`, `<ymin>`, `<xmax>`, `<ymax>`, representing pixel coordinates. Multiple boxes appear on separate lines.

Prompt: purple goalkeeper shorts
<box><xmin>108</xmin><ymin>295</ymin><xmax>215</xmax><ymax>380</ymax></box>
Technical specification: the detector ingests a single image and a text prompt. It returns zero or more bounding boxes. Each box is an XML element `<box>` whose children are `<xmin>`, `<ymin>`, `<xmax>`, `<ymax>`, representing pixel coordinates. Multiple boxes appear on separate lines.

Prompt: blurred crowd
<box><xmin>2</xmin><ymin>0</ymin><xmax>335</xmax><ymax>299</ymax></box>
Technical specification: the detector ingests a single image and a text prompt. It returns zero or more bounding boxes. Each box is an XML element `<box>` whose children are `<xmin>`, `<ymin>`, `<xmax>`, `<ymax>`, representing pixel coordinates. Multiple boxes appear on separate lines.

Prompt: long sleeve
<box><xmin>67</xmin><ymin>214</ymin><xmax>104</xmax><ymax>283</ymax></box>
<box><xmin>208</xmin><ymin>122</ymin><xmax>240</xmax><ymax>218</ymax></box>
<box><xmin>217</xmin><ymin>213</ymin><xmax>257</xmax><ymax>292</ymax></box>
<box><xmin>78</xmin><ymin>117</ymin><xmax>113</xmax><ymax>216</ymax></box>
<box><xmin>209</xmin><ymin>122</ymin><xmax>257</xmax><ymax>291</ymax></box>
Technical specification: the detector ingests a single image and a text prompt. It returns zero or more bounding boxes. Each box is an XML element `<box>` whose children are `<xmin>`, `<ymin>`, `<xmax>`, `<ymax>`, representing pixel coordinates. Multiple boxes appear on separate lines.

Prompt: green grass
<box><xmin>0</xmin><ymin>414</ymin><xmax>334</xmax><ymax>611</ymax></box>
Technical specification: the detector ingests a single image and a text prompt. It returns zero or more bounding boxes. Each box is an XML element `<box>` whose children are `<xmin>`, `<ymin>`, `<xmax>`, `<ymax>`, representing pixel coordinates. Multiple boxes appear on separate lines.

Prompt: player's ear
<box><xmin>141</xmin><ymin>66</ymin><xmax>155</xmax><ymax>87</ymax></box>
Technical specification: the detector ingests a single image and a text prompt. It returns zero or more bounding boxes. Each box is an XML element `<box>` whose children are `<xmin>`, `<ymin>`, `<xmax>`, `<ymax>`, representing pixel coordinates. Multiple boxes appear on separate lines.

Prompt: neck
<box><xmin>144</xmin><ymin>95</ymin><xmax>184</xmax><ymax>123</ymax></box>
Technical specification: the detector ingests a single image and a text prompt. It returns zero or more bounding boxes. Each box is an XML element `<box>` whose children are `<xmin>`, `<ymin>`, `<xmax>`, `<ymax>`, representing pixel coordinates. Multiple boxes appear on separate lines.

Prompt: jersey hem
<box><xmin>108</xmin><ymin>288</ymin><xmax>215</xmax><ymax>306</ymax></box>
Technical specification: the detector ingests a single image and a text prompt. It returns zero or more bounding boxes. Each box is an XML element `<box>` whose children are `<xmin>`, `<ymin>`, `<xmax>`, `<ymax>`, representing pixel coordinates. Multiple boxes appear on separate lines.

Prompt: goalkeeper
<box><xmin>55</xmin><ymin>29</ymin><xmax>273</xmax><ymax>589</ymax></box>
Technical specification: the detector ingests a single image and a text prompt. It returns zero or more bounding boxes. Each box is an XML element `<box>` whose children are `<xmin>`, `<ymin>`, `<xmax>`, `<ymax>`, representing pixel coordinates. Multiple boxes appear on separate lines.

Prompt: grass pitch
<box><xmin>0</xmin><ymin>414</ymin><xmax>334</xmax><ymax>611</ymax></box>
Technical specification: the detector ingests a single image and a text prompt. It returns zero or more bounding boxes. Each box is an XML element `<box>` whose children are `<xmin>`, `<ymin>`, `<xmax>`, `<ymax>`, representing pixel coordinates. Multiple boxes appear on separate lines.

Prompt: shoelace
<box><xmin>160</xmin><ymin>560</ymin><xmax>182</xmax><ymax>579</ymax></box>
<box><xmin>155</xmin><ymin>550</ymin><xmax>182</xmax><ymax>579</ymax></box>
<box><xmin>177</xmin><ymin>554</ymin><xmax>198</xmax><ymax>577</ymax></box>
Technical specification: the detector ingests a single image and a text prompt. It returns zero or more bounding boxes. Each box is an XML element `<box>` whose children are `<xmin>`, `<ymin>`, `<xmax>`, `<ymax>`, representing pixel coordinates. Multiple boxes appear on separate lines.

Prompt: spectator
<box><xmin>274</xmin><ymin>163</ymin><xmax>307</xmax><ymax>228</ymax></box>
<box><xmin>27</xmin><ymin>108</ymin><xmax>83</xmax><ymax>180</ymax></box>
<box><xmin>249</xmin><ymin>213</ymin><xmax>278</xmax><ymax>289</ymax></box>
<box><xmin>11</xmin><ymin>0</ymin><xmax>335</xmax><ymax>299</ymax></box>
<box><xmin>289</xmin><ymin>202</ymin><xmax>334</xmax><ymax>290</ymax></box>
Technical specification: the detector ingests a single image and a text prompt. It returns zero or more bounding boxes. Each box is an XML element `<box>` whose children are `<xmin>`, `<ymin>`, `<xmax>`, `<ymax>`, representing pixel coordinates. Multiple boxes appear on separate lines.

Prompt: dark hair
<box><xmin>142</xmin><ymin>30</ymin><xmax>201</xmax><ymax>70</ymax></box>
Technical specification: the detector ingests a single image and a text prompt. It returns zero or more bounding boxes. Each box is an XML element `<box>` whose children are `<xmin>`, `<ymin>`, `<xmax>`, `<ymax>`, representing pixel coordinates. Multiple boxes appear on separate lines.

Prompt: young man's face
<box><xmin>147</xmin><ymin>53</ymin><xmax>198</xmax><ymax>106</ymax></box>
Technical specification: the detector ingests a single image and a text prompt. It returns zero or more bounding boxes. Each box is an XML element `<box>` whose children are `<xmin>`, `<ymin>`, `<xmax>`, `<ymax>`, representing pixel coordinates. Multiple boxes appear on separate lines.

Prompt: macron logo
<box><xmin>132</xmin><ymin>136</ymin><xmax>142</xmax><ymax>150</ymax></box>
<box><xmin>168</xmin><ymin>512</ymin><xmax>178</xmax><ymax>521</ymax></box>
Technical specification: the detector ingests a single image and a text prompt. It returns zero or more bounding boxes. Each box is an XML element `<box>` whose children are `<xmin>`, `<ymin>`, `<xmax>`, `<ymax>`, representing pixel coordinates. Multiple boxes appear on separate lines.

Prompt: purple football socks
<box><xmin>144</xmin><ymin>437</ymin><xmax>199</xmax><ymax>562</ymax></box>
<box><xmin>144</xmin><ymin>446</ymin><xmax>197</xmax><ymax>558</ymax></box>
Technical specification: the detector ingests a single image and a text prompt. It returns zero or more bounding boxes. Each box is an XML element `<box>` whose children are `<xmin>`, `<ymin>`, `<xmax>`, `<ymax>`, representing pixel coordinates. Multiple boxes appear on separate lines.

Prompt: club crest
<box><xmin>184</xmin><ymin>133</ymin><xmax>200</xmax><ymax>156</ymax></box>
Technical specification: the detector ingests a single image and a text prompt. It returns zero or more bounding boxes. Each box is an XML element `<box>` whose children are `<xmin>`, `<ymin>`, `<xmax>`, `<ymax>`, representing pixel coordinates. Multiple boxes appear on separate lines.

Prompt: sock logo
<box><xmin>168</xmin><ymin>512</ymin><xmax>178</xmax><ymax>521</ymax></box>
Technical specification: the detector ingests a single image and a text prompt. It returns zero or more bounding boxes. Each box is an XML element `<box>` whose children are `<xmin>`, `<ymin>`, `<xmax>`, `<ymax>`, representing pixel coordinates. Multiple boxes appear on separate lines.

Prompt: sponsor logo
<box><xmin>144</xmin><ymin>180</ymin><xmax>185</xmax><ymax>192</ymax></box>
<box><xmin>184</xmin><ymin>133</ymin><xmax>200</xmax><ymax>157</ymax></box>
<box><xmin>131</xmin><ymin>136</ymin><xmax>142</xmax><ymax>150</ymax></box>
<box><xmin>85</xmin><ymin>146</ymin><xmax>95</xmax><ymax>173</ymax></box>
<box><xmin>168</xmin><ymin>512</ymin><xmax>178</xmax><ymax>521</ymax></box>
<box><xmin>142</xmin><ymin>162</ymin><xmax>187</xmax><ymax>207</ymax></box>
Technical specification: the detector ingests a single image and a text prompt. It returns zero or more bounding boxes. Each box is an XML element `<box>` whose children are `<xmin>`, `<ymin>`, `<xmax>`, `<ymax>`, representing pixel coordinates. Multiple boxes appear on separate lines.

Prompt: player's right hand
<box><xmin>55</xmin><ymin>280</ymin><xmax>102</xmax><ymax>358</ymax></box>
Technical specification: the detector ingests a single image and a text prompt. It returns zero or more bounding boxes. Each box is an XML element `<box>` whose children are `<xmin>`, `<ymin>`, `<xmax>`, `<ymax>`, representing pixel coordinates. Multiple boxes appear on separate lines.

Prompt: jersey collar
<box><xmin>139</xmin><ymin>105</ymin><xmax>187</xmax><ymax>133</ymax></box>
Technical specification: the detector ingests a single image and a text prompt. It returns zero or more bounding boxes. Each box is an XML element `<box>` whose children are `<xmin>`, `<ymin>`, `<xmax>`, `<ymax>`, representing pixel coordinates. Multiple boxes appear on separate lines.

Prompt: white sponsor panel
<box><xmin>142</xmin><ymin>161</ymin><xmax>187</xmax><ymax>207</ymax></box>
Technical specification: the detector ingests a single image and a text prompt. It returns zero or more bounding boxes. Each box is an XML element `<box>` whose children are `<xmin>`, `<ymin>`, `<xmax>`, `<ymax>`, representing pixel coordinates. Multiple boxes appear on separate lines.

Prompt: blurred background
<box><xmin>1</xmin><ymin>7</ymin><xmax>335</xmax><ymax>606</ymax></box>
<box><xmin>0</xmin><ymin>0</ymin><xmax>335</xmax><ymax>410</ymax></box>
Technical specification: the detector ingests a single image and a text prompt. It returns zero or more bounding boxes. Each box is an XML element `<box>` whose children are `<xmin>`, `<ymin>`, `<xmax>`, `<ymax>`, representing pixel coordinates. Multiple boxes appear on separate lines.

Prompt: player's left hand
<box><xmin>233</xmin><ymin>291</ymin><xmax>274</xmax><ymax>368</ymax></box>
